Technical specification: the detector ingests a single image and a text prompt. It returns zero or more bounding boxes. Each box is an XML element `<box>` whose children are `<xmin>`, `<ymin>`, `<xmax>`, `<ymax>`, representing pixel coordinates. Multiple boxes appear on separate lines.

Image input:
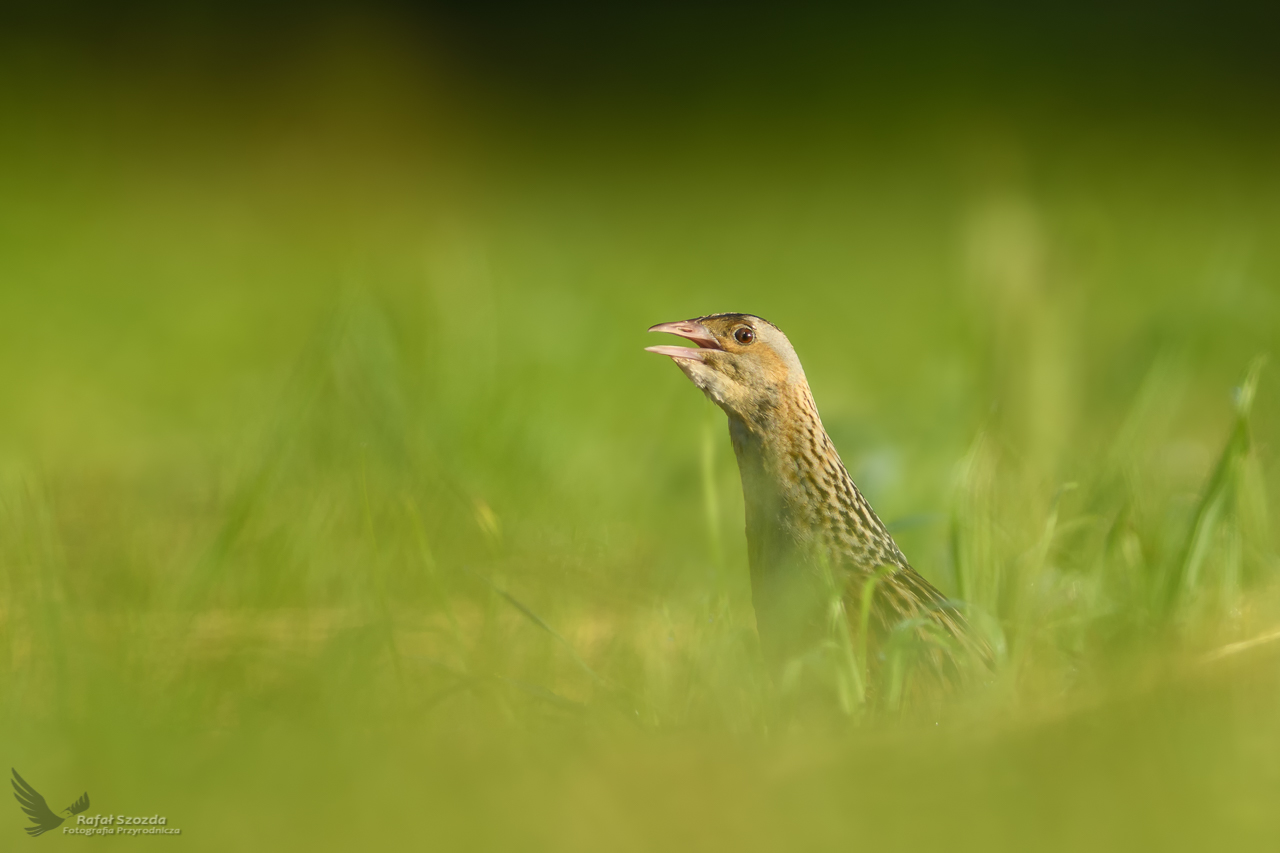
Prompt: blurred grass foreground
<box><xmin>3</xmin><ymin>3</ymin><xmax>1280</xmax><ymax>850</ymax></box>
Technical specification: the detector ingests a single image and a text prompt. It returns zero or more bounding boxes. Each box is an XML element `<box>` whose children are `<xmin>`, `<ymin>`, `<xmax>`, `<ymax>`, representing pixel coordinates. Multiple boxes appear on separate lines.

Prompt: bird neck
<box><xmin>727</xmin><ymin>381</ymin><xmax>906</xmax><ymax>575</ymax></box>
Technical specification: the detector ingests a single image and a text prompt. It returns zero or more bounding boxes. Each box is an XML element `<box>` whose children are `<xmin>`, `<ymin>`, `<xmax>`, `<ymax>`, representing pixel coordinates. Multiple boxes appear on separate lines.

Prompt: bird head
<box><xmin>646</xmin><ymin>314</ymin><xmax>808</xmax><ymax>424</ymax></box>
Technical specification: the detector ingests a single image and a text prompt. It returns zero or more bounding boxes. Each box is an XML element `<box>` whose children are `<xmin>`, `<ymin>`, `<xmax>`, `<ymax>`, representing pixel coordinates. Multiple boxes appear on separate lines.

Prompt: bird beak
<box><xmin>645</xmin><ymin>320</ymin><xmax>723</xmax><ymax>361</ymax></box>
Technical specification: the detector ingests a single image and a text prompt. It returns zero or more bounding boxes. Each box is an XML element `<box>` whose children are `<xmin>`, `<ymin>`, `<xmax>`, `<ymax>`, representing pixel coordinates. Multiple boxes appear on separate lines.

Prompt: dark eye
<box><xmin>734</xmin><ymin>327</ymin><xmax>755</xmax><ymax>345</ymax></box>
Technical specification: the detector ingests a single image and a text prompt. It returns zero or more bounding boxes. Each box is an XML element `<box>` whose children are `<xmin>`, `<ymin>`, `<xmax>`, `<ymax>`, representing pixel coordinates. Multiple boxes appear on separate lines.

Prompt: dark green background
<box><xmin>2</xmin><ymin>2</ymin><xmax>1278</xmax><ymax>849</ymax></box>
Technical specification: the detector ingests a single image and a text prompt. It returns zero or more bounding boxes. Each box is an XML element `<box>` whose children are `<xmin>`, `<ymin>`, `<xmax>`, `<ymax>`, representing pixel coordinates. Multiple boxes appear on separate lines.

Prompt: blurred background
<box><xmin>2</xmin><ymin>0</ymin><xmax>1279</xmax><ymax>849</ymax></box>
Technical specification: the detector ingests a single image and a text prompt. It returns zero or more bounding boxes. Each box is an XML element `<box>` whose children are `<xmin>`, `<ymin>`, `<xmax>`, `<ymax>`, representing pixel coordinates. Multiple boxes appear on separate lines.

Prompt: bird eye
<box><xmin>734</xmin><ymin>327</ymin><xmax>755</xmax><ymax>345</ymax></box>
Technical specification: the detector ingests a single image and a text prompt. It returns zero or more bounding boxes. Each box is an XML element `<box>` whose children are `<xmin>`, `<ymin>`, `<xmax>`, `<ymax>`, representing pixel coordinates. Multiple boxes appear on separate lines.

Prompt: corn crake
<box><xmin>647</xmin><ymin>313</ymin><xmax>989</xmax><ymax>702</ymax></box>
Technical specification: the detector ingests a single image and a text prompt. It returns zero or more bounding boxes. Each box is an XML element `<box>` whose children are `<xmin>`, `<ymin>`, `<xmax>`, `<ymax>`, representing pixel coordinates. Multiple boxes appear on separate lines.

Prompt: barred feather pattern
<box><xmin>648</xmin><ymin>311</ymin><xmax>988</xmax><ymax>678</ymax></box>
<box><xmin>732</xmin><ymin>382</ymin><xmax>980</xmax><ymax>664</ymax></box>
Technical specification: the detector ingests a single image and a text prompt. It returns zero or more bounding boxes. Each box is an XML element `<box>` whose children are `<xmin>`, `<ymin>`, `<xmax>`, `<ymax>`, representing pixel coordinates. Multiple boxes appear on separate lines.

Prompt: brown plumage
<box><xmin>647</xmin><ymin>313</ymin><xmax>985</xmax><ymax>691</ymax></box>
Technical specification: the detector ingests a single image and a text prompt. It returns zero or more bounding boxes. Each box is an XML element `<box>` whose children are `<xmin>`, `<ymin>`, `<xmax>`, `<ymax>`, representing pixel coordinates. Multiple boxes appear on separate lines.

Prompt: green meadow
<box><xmin>3</xmin><ymin>18</ymin><xmax>1280</xmax><ymax>850</ymax></box>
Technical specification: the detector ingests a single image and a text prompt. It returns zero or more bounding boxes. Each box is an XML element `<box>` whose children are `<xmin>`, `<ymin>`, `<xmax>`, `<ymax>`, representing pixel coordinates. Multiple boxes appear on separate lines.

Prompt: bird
<box><xmin>646</xmin><ymin>313</ymin><xmax>986</xmax><ymax>698</ymax></box>
<box><xmin>11</xmin><ymin>769</ymin><xmax>90</xmax><ymax>837</ymax></box>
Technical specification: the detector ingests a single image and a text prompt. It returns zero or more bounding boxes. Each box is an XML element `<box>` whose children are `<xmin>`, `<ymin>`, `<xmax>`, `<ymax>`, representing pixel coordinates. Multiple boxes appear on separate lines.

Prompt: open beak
<box><xmin>645</xmin><ymin>320</ymin><xmax>723</xmax><ymax>361</ymax></box>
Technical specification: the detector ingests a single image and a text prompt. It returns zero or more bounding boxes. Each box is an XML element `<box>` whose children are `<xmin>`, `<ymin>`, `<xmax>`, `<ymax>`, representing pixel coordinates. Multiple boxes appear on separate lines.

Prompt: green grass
<box><xmin>2</xmin><ymin>31</ymin><xmax>1280</xmax><ymax>850</ymax></box>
